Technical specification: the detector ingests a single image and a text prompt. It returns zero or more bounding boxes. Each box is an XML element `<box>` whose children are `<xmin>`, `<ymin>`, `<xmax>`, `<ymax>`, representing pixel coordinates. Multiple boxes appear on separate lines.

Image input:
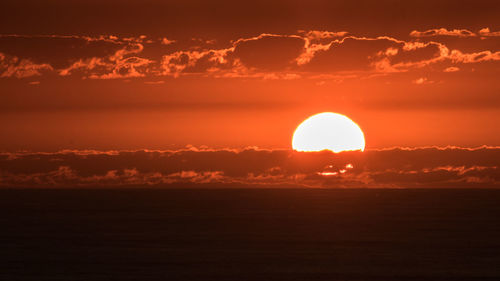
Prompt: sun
<box><xmin>292</xmin><ymin>112</ymin><xmax>365</xmax><ymax>153</ymax></box>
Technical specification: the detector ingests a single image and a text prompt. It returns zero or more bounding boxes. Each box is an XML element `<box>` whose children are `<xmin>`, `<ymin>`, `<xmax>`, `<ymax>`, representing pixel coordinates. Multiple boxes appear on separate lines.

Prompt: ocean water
<box><xmin>1</xmin><ymin>189</ymin><xmax>499</xmax><ymax>281</ymax></box>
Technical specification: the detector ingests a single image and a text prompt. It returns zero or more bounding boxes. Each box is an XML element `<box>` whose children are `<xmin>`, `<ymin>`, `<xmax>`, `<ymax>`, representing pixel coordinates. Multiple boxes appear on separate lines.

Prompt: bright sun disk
<box><xmin>292</xmin><ymin>112</ymin><xmax>365</xmax><ymax>153</ymax></box>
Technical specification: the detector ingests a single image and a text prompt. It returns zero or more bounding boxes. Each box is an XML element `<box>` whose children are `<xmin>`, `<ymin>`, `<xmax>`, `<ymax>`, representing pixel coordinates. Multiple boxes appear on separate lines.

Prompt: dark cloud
<box><xmin>0</xmin><ymin>35</ymin><xmax>125</xmax><ymax>69</ymax></box>
<box><xmin>1</xmin><ymin>147</ymin><xmax>498</xmax><ymax>188</ymax></box>
<box><xmin>232</xmin><ymin>35</ymin><xmax>305</xmax><ymax>70</ymax></box>
<box><xmin>0</xmin><ymin>31</ymin><xmax>498</xmax><ymax>79</ymax></box>
<box><xmin>303</xmin><ymin>37</ymin><xmax>402</xmax><ymax>72</ymax></box>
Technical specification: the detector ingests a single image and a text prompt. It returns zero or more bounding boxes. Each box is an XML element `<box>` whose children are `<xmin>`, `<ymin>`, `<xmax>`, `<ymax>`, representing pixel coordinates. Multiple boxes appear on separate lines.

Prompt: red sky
<box><xmin>0</xmin><ymin>0</ymin><xmax>498</xmax><ymax>187</ymax></box>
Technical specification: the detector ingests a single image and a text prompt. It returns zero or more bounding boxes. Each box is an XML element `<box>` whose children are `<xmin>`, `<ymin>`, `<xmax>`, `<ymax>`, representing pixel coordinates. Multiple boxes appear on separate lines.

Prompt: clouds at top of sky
<box><xmin>1</xmin><ymin>146</ymin><xmax>498</xmax><ymax>188</ymax></box>
<box><xmin>0</xmin><ymin>28</ymin><xmax>499</xmax><ymax>80</ymax></box>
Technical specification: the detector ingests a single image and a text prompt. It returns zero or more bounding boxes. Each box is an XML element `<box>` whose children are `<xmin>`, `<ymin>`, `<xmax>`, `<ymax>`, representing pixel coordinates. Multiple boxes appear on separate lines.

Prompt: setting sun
<box><xmin>292</xmin><ymin>112</ymin><xmax>365</xmax><ymax>153</ymax></box>
<box><xmin>2</xmin><ymin>1</ymin><xmax>500</xmax><ymax>280</ymax></box>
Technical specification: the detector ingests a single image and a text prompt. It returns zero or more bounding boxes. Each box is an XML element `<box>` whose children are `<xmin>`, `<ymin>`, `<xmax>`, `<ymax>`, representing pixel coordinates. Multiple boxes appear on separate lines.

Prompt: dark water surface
<box><xmin>1</xmin><ymin>189</ymin><xmax>499</xmax><ymax>281</ymax></box>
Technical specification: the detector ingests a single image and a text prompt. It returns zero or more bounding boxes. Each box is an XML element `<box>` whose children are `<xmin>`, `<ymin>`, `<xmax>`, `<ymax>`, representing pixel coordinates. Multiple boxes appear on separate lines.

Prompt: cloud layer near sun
<box><xmin>0</xmin><ymin>27</ymin><xmax>499</xmax><ymax>80</ymax></box>
<box><xmin>1</xmin><ymin>146</ymin><xmax>498</xmax><ymax>188</ymax></box>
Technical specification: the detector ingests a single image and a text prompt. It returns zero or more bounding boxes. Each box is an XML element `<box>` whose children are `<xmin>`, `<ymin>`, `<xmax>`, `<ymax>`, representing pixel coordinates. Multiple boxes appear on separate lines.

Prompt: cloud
<box><xmin>299</xmin><ymin>30</ymin><xmax>348</xmax><ymax>41</ymax></box>
<box><xmin>302</xmin><ymin>36</ymin><xmax>404</xmax><ymax>72</ymax></box>
<box><xmin>0</xmin><ymin>34</ymin><xmax>127</xmax><ymax>69</ymax></box>
<box><xmin>412</xmin><ymin>77</ymin><xmax>433</xmax><ymax>85</ymax></box>
<box><xmin>232</xmin><ymin>34</ymin><xmax>305</xmax><ymax>70</ymax></box>
<box><xmin>479</xmin><ymin>28</ymin><xmax>500</xmax><ymax>37</ymax></box>
<box><xmin>0</xmin><ymin>34</ymin><xmax>155</xmax><ymax>79</ymax></box>
<box><xmin>0</xmin><ymin>53</ymin><xmax>53</xmax><ymax>78</ymax></box>
<box><xmin>372</xmin><ymin>40</ymin><xmax>500</xmax><ymax>72</ymax></box>
<box><xmin>0</xmin><ymin>30</ymin><xmax>499</xmax><ymax>80</ymax></box>
<box><xmin>160</xmin><ymin>37</ymin><xmax>176</xmax><ymax>45</ymax></box>
<box><xmin>296</xmin><ymin>41</ymin><xmax>332</xmax><ymax>66</ymax></box>
<box><xmin>60</xmin><ymin>43</ymin><xmax>154</xmax><ymax>79</ymax></box>
<box><xmin>159</xmin><ymin>33</ymin><xmax>306</xmax><ymax>77</ymax></box>
<box><xmin>448</xmin><ymin>49</ymin><xmax>500</xmax><ymax>63</ymax></box>
<box><xmin>410</xmin><ymin>28</ymin><xmax>476</xmax><ymax>37</ymax></box>
<box><xmin>1</xmin><ymin>147</ymin><xmax>498</xmax><ymax>188</ymax></box>
<box><xmin>144</xmin><ymin>80</ymin><xmax>165</xmax><ymax>84</ymax></box>
<box><xmin>444</xmin><ymin>66</ymin><xmax>460</xmax><ymax>72</ymax></box>
<box><xmin>296</xmin><ymin>36</ymin><xmax>447</xmax><ymax>74</ymax></box>
<box><xmin>160</xmin><ymin>48</ymin><xmax>232</xmax><ymax>76</ymax></box>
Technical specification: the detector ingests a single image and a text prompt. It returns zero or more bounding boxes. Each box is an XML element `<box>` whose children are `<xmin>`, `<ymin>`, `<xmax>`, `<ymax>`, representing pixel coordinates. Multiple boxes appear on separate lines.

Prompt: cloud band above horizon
<box><xmin>1</xmin><ymin>146</ymin><xmax>498</xmax><ymax>188</ymax></box>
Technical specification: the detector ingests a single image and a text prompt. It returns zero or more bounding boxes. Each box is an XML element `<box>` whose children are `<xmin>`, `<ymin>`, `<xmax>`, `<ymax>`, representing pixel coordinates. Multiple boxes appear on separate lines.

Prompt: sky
<box><xmin>0</xmin><ymin>0</ymin><xmax>499</xmax><ymax>188</ymax></box>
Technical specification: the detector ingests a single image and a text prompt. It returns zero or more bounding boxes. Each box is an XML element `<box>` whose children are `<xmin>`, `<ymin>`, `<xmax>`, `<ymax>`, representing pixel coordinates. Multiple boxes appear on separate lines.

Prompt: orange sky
<box><xmin>0</xmin><ymin>0</ymin><xmax>499</xmax><ymax>152</ymax></box>
<box><xmin>0</xmin><ymin>0</ymin><xmax>499</xmax><ymax>188</ymax></box>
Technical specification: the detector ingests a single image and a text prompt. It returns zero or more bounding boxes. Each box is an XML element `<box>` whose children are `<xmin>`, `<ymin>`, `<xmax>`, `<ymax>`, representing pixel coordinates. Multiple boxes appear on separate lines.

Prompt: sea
<box><xmin>1</xmin><ymin>189</ymin><xmax>499</xmax><ymax>280</ymax></box>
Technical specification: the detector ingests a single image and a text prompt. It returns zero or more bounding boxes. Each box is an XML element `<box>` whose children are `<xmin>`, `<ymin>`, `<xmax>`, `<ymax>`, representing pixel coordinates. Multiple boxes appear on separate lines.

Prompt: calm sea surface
<box><xmin>1</xmin><ymin>189</ymin><xmax>499</xmax><ymax>280</ymax></box>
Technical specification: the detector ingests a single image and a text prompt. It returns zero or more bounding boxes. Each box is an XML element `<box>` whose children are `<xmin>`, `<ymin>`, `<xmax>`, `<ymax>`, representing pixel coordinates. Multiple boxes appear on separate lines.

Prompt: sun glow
<box><xmin>292</xmin><ymin>112</ymin><xmax>365</xmax><ymax>153</ymax></box>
